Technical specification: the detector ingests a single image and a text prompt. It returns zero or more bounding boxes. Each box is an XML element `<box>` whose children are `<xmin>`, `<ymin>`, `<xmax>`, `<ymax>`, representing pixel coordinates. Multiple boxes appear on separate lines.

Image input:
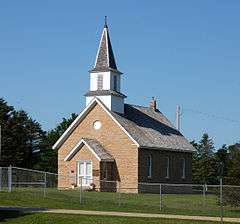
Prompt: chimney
<box><xmin>149</xmin><ymin>97</ymin><xmax>157</xmax><ymax>111</ymax></box>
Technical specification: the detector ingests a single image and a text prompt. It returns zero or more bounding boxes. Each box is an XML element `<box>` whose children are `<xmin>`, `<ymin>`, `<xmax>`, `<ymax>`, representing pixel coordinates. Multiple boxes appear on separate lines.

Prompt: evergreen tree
<box><xmin>191</xmin><ymin>133</ymin><xmax>217</xmax><ymax>184</ymax></box>
<box><xmin>0</xmin><ymin>98</ymin><xmax>44</xmax><ymax>167</ymax></box>
<box><xmin>34</xmin><ymin>113</ymin><xmax>77</xmax><ymax>172</ymax></box>
<box><xmin>215</xmin><ymin>144</ymin><xmax>229</xmax><ymax>177</ymax></box>
<box><xmin>227</xmin><ymin>143</ymin><xmax>240</xmax><ymax>184</ymax></box>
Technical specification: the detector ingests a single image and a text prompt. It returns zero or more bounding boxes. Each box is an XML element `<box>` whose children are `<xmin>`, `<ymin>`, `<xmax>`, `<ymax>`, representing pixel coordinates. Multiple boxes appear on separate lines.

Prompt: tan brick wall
<box><xmin>58</xmin><ymin>145</ymin><xmax>100</xmax><ymax>189</ymax></box>
<box><xmin>138</xmin><ymin>148</ymin><xmax>192</xmax><ymax>184</ymax></box>
<box><xmin>58</xmin><ymin>103</ymin><xmax>138</xmax><ymax>191</ymax></box>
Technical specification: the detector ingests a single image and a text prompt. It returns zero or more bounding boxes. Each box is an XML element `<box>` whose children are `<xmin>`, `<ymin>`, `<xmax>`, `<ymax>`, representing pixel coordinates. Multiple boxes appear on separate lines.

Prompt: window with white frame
<box><xmin>165</xmin><ymin>157</ymin><xmax>170</xmax><ymax>178</ymax></box>
<box><xmin>97</xmin><ymin>74</ymin><xmax>103</xmax><ymax>90</ymax></box>
<box><xmin>181</xmin><ymin>158</ymin><xmax>186</xmax><ymax>179</ymax></box>
<box><xmin>147</xmin><ymin>155</ymin><xmax>152</xmax><ymax>178</ymax></box>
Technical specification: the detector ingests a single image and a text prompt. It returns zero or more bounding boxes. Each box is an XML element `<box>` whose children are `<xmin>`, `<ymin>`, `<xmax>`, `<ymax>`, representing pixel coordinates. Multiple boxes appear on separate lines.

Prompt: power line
<box><xmin>183</xmin><ymin>108</ymin><xmax>240</xmax><ymax>125</ymax></box>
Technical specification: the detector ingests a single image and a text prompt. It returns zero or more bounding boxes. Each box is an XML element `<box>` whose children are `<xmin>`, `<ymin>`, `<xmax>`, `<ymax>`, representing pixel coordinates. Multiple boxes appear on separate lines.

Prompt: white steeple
<box><xmin>85</xmin><ymin>18</ymin><xmax>126</xmax><ymax>114</ymax></box>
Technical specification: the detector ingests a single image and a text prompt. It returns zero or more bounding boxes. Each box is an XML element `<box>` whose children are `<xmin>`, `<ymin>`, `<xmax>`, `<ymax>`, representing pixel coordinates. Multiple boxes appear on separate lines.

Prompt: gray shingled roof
<box><xmin>82</xmin><ymin>138</ymin><xmax>114</xmax><ymax>161</ymax></box>
<box><xmin>84</xmin><ymin>90</ymin><xmax>126</xmax><ymax>98</ymax></box>
<box><xmin>111</xmin><ymin>104</ymin><xmax>195</xmax><ymax>152</ymax></box>
<box><xmin>90</xmin><ymin>25</ymin><xmax>122</xmax><ymax>74</ymax></box>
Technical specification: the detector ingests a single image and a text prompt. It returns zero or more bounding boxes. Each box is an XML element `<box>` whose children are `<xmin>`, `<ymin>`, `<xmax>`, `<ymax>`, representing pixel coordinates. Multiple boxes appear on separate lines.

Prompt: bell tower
<box><xmin>85</xmin><ymin>18</ymin><xmax>126</xmax><ymax>114</ymax></box>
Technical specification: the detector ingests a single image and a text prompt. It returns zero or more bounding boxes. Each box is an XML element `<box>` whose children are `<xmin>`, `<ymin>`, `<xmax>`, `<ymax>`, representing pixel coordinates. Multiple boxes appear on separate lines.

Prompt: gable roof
<box><xmin>111</xmin><ymin>104</ymin><xmax>196</xmax><ymax>152</ymax></box>
<box><xmin>52</xmin><ymin>98</ymin><xmax>139</xmax><ymax>150</ymax></box>
<box><xmin>90</xmin><ymin>24</ymin><xmax>122</xmax><ymax>74</ymax></box>
<box><xmin>53</xmin><ymin>98</ymin><xmax>195</xmax><ymax>153</ymax></box>
<box><xmin>64</xmin><ymin>138</ymin><xmax>114</xmax><ymax>162</ymax></box>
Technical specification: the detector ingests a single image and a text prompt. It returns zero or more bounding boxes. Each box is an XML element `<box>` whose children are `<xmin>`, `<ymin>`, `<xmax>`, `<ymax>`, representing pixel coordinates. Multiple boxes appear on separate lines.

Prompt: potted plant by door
<box><xmin>89</xmin><ymin>183</ymin><xmax>96</xmax><ymax>191</ymax></box>
<box><xmin>71</xmin><ymin>183</ymin><xmax>77</xmax><ymax>189</ymax></box>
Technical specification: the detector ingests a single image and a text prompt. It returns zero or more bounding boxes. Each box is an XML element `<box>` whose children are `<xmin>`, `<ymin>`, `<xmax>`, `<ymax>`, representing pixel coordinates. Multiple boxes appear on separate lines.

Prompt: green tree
<box><xmin>227</xmin><ymin>143</ymin><xmax>240</xmax><ymax>184</ymax></box>
<box><xmin>191</xmin><ymin>133</ymin><xmax>217</xmax><ymax>184</ymax></box>
<box><xmin>222</xmin><ymin>143</ymin><xmax>240</xmax><ymax>207</ymax></box>
<box><xmin>215</xmin><ymin>144</ymin><xmax>229</xmax><ymax>177</ymax></box>
<box><xmin>0</xmin><ymin>98</ymin><xmax>44</xmax><ymax>168</ymax></box>
<box><xmin>34</xmin><ymin>113</ymin><xmax>78</xmax><ymax>172</ymax></box>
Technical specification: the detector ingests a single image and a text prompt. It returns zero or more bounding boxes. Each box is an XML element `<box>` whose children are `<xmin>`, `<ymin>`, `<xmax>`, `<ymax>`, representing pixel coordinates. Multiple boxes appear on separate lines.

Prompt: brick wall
<box><xmin>138</xmin><ymin>148</ymin><xmax>192</xmax><ymax>184</ymax></box>
<box><xmin>58</xmin><ymin>103</ymin><xmax>138</xmax><ymax>191</ymax></box>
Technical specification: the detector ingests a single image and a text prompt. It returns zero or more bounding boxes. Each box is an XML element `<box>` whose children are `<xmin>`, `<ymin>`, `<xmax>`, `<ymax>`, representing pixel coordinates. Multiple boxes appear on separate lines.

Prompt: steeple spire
<box><xmin>86</xmin><ymin>20</ymin><xmax>126</xmax><ymax>114</ymax></box>
<box><xmin>104</xmin><ymin>16</ymin><xmax>108</xmax><ymax>28</ymax></box>
<box><xmin>91</xmin><ymin>18</ymin><xmax>121</xmax><ymax>74</ymax></box>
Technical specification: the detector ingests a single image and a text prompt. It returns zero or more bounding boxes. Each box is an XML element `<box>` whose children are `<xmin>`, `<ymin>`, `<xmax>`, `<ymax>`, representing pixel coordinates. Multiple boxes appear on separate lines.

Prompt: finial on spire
<box><xmin>104</xmin><ymin>16</ymin><xmax>108</xmax><ymax>28</ymax></box>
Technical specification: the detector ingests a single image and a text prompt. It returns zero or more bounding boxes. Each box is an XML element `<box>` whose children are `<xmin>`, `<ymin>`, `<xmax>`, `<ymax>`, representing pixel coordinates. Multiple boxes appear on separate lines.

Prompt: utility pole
<box><xmin>176</xmin><ymin>105</ymin><xmax>181</xmax><ymax>131</ymax></box>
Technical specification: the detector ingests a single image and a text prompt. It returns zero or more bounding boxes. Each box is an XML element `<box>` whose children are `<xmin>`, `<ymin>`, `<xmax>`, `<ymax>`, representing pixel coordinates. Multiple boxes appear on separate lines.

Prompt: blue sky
<box><xmin>0</xmin><ymin>1</ymin><xmax>240</xmax><ymax>148</ymax></box>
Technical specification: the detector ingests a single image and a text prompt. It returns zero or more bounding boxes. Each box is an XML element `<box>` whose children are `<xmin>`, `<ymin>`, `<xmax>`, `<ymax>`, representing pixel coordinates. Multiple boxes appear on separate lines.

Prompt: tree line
<box><xmin>0</xmin><ymin>98</ymin><xmax>239</xmax><ymax>184</ymax></box>
<box><xmin>0</xmin><ymin>98</ymin><xmax>76</xmax><ymax>172</ymax></box>
<box><xmin>191</xmin><ymin>134</ymin><xmax>240</xmax><ymax>185</ymax></box>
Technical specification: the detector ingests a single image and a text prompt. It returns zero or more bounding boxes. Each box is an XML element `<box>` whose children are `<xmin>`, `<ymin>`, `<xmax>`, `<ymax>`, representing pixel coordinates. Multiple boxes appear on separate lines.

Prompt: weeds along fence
<box><xmin>0</xmin><ymin>166</ymin><xmax>240</xmax><ymax>222</ymax></box>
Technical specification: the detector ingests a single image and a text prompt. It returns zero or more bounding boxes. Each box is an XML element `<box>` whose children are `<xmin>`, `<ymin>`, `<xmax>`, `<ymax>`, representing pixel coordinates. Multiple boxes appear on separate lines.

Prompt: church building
<box><xmin>53</xmin><ymin>21</ymin><xmax>195</xmax><ymax>192</ymax></box>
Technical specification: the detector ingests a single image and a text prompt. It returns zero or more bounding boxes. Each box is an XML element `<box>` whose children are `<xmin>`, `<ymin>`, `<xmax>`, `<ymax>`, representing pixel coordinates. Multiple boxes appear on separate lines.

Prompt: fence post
<box><xmin>0</xmin><ymin>167</ymin><xmax>2</xmax><ymax>192</ymax></box>
<box><xmin>159</xmin><ymin>184</ymin><xmax>162</xmax><ymax>211</ymax></box>
<box><xmin>8</xmin><ymin>165</ymin><xmax>12</xmax><ymax>192</ymax></box>
<box><xmin>203</xmin><ymin>184</ymin><xmax>206</xmax><ymax>206</ymax></box>
<box><xmin>80</xmin><ymin>177</ymin><xmax>82</xmax><ymax>204</ymax></box>
<box><xmin>43</xmin><ymin>172</ymin><xmax>47</xmax><ymax>198</ymax></box>
<box><xmin>220</xmin><ymin>178</ymin><xmax>223</xmax><ymax>224</ymax></box>
<box><xmin>118</xmin><ymin>181</ymin><xmax>121</xmax><ymax>207</ymax></box>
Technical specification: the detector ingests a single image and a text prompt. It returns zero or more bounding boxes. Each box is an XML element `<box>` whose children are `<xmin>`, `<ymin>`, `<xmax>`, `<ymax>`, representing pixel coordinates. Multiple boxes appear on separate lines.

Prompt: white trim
<box><xmin>97</xmin><ymin>99</ymin><xmax>139</xmax><ymax>146</ymax></box>
<box><xmin>53</xmin><ymin>97</ymin><xmax>139</xmax><ymax>150</ymax></box>
<box><xmin>64</xmin><ymin>139</ymin><xmax>101</xmax><ymax>161</ymax></box>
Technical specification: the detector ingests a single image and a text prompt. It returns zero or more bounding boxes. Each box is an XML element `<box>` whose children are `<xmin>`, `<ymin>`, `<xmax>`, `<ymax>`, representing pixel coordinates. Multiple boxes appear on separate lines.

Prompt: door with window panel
<box><xmin>77</xmin><ymin>161</ymin><xmax>92</xmax><ymax>186</ymax></box>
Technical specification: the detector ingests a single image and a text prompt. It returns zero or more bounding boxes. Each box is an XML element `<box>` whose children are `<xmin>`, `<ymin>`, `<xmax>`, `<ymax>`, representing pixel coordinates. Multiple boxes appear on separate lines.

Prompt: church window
<box><xmin>165</xmin><ymin>157</ymin><xmax>170</xmax><ymax>178</ymax></box>
<box><xmin>97</xmin><ymin>74</ymin><xmax>103</xmax><ymax>90</ymax></box>
<box><xmin>147</xmin><ymin>155</ymin><xmax>152</xmax><ymax>178</ymax></box>
<box><xmin>180</xmin><ymin>158</ymin><xmax>186</xmax><ymax>179</ymax></box>
<box><xmin>93</xmin><ymin>120</ymin><xmax>102</xmax><ymax>130</ymax></box>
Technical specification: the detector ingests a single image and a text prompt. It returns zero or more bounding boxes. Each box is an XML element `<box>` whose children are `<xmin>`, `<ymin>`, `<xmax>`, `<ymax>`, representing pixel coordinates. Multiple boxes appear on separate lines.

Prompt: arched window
<box><xmin>147</xmin><ymin>155</ymin><xmax>152</xmax><ymax>178</ymax></box>
<box><xmin>180</xmin><ymin>158</ymin><xmax>186</xmax><ymax>179</ymax></box>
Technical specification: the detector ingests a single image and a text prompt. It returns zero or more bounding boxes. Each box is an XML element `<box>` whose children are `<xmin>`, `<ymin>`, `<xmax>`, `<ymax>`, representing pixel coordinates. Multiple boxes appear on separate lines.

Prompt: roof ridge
<box><xmin>125</xmin><ymin>103</ymin><xmax>162</xmax><ymax>112</ymax></box>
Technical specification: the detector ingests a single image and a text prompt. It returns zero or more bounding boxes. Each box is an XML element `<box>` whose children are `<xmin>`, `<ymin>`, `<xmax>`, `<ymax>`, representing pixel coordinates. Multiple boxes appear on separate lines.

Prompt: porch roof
<box><xmin>64</xmin><ymin>138</ymin><xmax>114</xmax><ymax>162</ymax></box>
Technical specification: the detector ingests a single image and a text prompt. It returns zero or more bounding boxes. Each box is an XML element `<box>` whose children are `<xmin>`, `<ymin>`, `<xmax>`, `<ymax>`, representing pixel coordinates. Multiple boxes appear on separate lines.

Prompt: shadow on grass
<box><xmin>0</xmin><ymin>208</ymin><xmax>48</xmax><ymax>222</ymax></box>
<box><xmin>0</xmin><ymin>210</ymin><xmax>28</xmax><ymax>222</ymax></box>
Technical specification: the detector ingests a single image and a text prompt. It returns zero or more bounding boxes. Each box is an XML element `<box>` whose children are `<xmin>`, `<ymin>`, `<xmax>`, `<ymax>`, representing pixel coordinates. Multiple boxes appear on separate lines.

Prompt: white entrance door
<box><xmin>77</xmin><ymin>161</ymin><xmax>92</xmax><ymax>186</ymax></box>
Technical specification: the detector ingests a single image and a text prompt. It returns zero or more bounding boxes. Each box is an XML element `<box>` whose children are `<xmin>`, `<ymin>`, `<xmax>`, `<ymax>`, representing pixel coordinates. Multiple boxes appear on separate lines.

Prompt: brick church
<box><xmin>53</xmin><ymin>21</ymin><xmax>195</xmax><ymax>192</ymax></box>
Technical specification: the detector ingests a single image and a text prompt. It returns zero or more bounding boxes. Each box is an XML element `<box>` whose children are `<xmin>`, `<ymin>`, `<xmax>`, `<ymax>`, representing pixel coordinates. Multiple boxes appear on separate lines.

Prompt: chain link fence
<box><xmin>0</xmin><ymin>166</ymin><xmax>240</xmax><ymax>222</ymax></box>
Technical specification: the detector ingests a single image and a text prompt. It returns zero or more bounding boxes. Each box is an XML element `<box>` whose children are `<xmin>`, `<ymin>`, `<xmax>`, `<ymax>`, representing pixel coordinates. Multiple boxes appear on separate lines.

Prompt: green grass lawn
<box><xmin>0</xmin><ymin>211</ymin><xmax>236</xmax><ymax>224</ymax></box>
<box><xmin>0</xmin><ymin>187</ymin><xmax>240</xmax><ymax>218</ymax></box>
